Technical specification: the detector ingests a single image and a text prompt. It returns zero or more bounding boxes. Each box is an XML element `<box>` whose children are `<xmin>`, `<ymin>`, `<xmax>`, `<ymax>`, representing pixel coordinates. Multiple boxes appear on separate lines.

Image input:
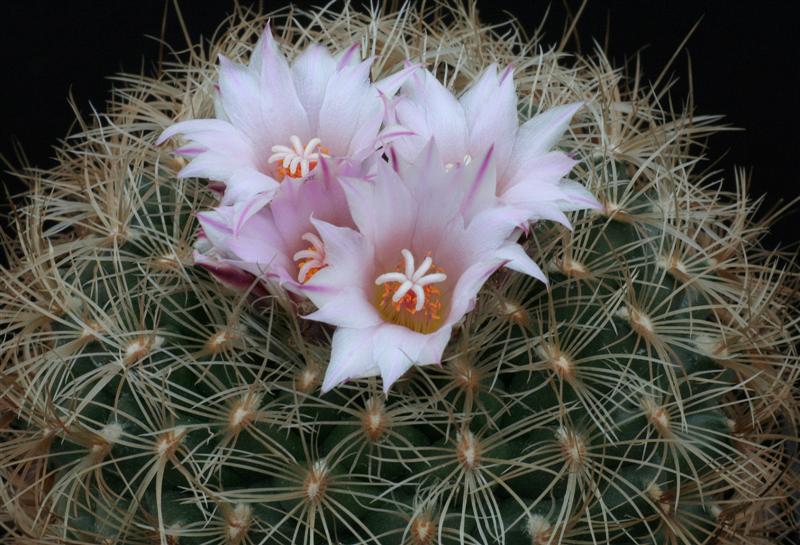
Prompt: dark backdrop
<box><xmin>0</xmin><ymin>2</ymin><xmax>798</xmax><ymax>542</ymax></box>
<box><xmin>1</xmin><ymin>1</ymin><xmax>798</xmax><ymax>247</ymax></box>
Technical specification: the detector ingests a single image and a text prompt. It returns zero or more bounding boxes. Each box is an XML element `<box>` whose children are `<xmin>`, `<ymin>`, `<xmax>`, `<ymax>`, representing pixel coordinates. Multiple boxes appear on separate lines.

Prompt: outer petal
<box><xmin>445</xmin><ymin>258</ymin><xmax>506</xmax><ymax>326</ymax></box>
<box><xmin>505</xmin><ymin>102</ymin><xmax>583</xmax><ymax>183</ymax></box>
<box><xmin>270</xmin><ymin>168</ymin><xmax>353</xmax><ymax>245</ymax></box>
<box><xmin>460</xmin><ymin>64</ymin><xmax>518</xmax><ymax>171</ymax></box>
<box><xmin>301</xmin><ymin>219</ymin><xmax>375</xmax><ymax>305</ymax></box>
<box><xmin>221</xmin><ymin>167</ymin><xmax>280</xmax><ymax>218</ymax></box>
<box><xmin>335</xmin><ymin>43</ymin><xmax>361</xmax><ymax>70</ymax></box>
<box><xmin>338</xmin><ymin>165</ymin><xmax>416</xmax><ymax>263</ymax></box>
<box><xmin>303</xmin><ymin>288</ymin><xmax>382</xmax><ymax>329</ymax></box>
<box><xmin>221</xmin><ymin>56</ymin><xmax>308</xmax><ymax>163</ymax></box>
<box><xmin>458</xmin><ymin>145</ymin><xmax>499</xmax><ymax>224</ymax></box>
<box><xmin>554</xmin><ymin>180</ymin><xmax>603</xmax><ymax>211</ymax></box>
<box><xmin>373</xmin><ymin>324</ymin><xmax>449</xmax><ymax>392</ymax></box>
<box><xmin>217</xmin><ymin>56</ymin><xmax>270</xmax><ymax>148</ymax></box>
<box><xmin>373</xmin><ymin>63</ymin><xmax>420</xmax><ymax>98</ymax></box>
<box><xmin>290</xmin><ymin>44</ymin><xmax>338</xmax><ymax>130</ymax></box>
<box><xmin>494</xmin><ymin>242</ymin><xmax>548</xmax><ymax>283</ymax></box>
<box><xmin>228</xmin><ymin>214</ymin><xmax>291</xmax><ymax>271</ymax></box>
<box><xmin>158</xmin><ymin>119</ymin><xmax>257</xmax><ymax>182</ymax></box>
<box><xmin>321</xmin><ymin>326</ymin><xmax>380</xmax><ymax>392</ymax></box>
<box><xmin>392</xmin><ymin>68</ymin><xmax>469</xmax><ymax>164</ymax></box>
<box><xmin>195</xmin><ymin>209</ymin><xmax>234</xmax><ymax>250</ymax></box>
<box><xmin>193</xmin><ymin>251</ymin><xmax>263</xmax><ymax>293</ymax></box>
<box><xmin>318</xmin><ymin>58</ymin><xmax>381</xmax><ymax>156</ymax></box>
<box><xmin>500</xmin><ymin>151</ymin><xmax>577</xmax><ymax>196</ymax></box>
<box><xmin>254</xmin><ymin>30</ymin><xmax>312</xmax><ymax>147</ymax></box>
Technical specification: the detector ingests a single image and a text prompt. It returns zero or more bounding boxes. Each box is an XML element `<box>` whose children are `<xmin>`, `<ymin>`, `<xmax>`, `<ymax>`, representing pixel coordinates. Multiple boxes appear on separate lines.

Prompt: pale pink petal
<box><xmin>393</xmin><ymin>68</ymin><xmax>469</xmax><ymax>164</ymax></box>
<box><xmin>269</xmin><ymin>171</ymin><xmax>352</xmax><ymax>249</ymax></box>
<box><xmin>394</xmin><ymin>138</ymin><xmax>446</xmax><ymax>197</ymax></box>
<box><xmin>225</xmin><ymin>210</ymin><xmax>292</xmax><ymax>272</ymax></box>
<box><xmin>494</xmin><ymin>242</ymin><xmax>548</xmax><ymax>283</ymax></box>
<box><xmin>301</xmin><ymin>219</ymin><xmax>375</xmax><ymax>304</ymax></box>
<box><xmin>556</xmin><ymin>180</ymin><xmax>603</xmax><ymax>211</ymax></box>
<box><xmin>445</xmin><ymin>258</ymin><xmax>506</xmax><ymax>326</ymax></box>
<box><xmin>500</xmin><ymin>151</ymin><xmax>577</xmax><ymax>195</ymax></box>
<box><xmin>335</xmin><ymin>43</ymin><xmax>361</xmax><ymax>70</ymax></box>
<box><xmin>515</xmin><ymin>203</ymin><xmax>573</xmax><ymax>229</ymax></box>
<box><xmin>195</xmin><ymin>209</ymin><xmax>234</xmax><ymax>251</ymax></box>
<box><xmin>218</xmin><ymin>55</ymin><xmax>270</xmax><ymax>147</ymax></box>
<box><xmin>346</xmin><ymin>98</ymin><xmax>384</xmax><ymax>160</ymax></box>
<box><xmin>193</xmin><ymin>251</ymin><xmax>263</xmax><ymax>293</ymax></box>
<box><xmin>338</xmin><ymin>165</ymin><xmax>416</xmax><ymax>262</ymax></box>
<box><xmin>373</xmin><ymin>63</ymin><xmax>420</xmax><ymax>97</ymax></box>
<box><xmin>177</xmin><ymin>153</ymin><xmax>244</xmax><ymax>181</ymax></box>
<box><xmin>254</xmin><ymin>31</ymin><xmax>312</xmax><ymax>145</ymax></box>
<box><xmin>304</xmin><ymin>288</ymin><xmax>382</xmax><ymax>328</ymax></box>
<box><xmin>220</xmin><ymin>167</ymin><xmax>280</xmax><ymax>208</ymax></box>
<box><xmin>290</xmin><ymin>44</ymin><xmax>337</xmax><ymax>130</ymax></box>
<box><xmin>458</xmin><ymin>145</ymin><xmax>499</xmax><ymax>224</ymax></box>
<box><xmin>158</xmin><ymin>119</ymin><xmax>257</xmax><ymax>181</ymax></box>
<box><xmin>157</xmin><ymin>119</ymin><xmax>242</xmax><ymax>147</ymax></box>
<box><xmin>506</xmin><ymin>102</ymin><xmax>583</xmax><ymax>180</ymax></box>
<box><xmin>457</xmin><ymin>204</ymin><xmax>531</xmax><ymax>259</ymax></box>
<box><xmin>318</xmin><ymin>58</ymin><xmax>380</xmax><ymax>156</ymax></box>
<box><xmin>388</xmin><ymin>99</ymin><xmax>430</xmax><ymax>160</ymax></box>
<box><xmin>321</xmin><ymin>326</ymin><xmax>380</xmax><ymax>392</ymax></box>
<box><xmin>373</xmin><ymin>324</ymin><xmax>449</xmax><ymax>392</ymax></box>
<box><xmin>460</xmin><ymin>64</ymin><xmax>518</xmax><ymax>170</ymax></box>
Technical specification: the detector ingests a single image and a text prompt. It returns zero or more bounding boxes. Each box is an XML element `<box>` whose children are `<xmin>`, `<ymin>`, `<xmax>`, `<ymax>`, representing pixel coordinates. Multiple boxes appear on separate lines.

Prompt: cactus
<box><xmin>1</xmin><ymin>3</ymin><xmax>798</xmax><ymax>545</ymax></box>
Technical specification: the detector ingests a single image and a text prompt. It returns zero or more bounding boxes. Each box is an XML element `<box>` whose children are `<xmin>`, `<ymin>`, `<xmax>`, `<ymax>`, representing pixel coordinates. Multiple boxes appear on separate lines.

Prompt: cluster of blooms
<box><xmin>158</xmin><ymin>26</ymin><xmax>600</xmax><ymax>393</ymax></box>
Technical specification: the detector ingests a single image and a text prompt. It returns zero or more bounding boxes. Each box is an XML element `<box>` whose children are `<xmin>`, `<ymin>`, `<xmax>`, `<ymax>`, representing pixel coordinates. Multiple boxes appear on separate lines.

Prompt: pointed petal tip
<box><xmin>499</xmin><ymin>63</ymin><xmax>514</xmax><ymax>83</ymax></box>
<box><xmin>155</xmin><ymin>130</ymin><xmax>170</xmax><ymax>146</ymax></box>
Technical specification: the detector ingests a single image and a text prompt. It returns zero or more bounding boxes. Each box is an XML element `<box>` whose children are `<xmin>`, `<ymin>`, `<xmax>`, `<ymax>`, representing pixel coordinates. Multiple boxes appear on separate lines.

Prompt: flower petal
<box><xmin>373</xmin><ymin>324</ymin><xmax>449</xmax><ymax>392</ymax></box>
<box><xmin>393</xmin><ymin>68</ymin><xmax>469</xmax><ymax>165</ymax></box>
<box><xmin>321</xmin><ymin>326</ymin><xmax>380</xmax><ymax>392</ymax></box>
<box><xmin>270</xmin><ymin>170</ymin><xmax>352</xmax><ymax>244</ymax></box>
<box><xmin>318</xmin><ymin>58</ymin><xmax>381</xmax><ymax>156</ymax></box>
<box><xmin>290</xmin><ymin>44</ymin><xmax>337</xmax><ymax>130</ymax></box>
<box><xmin>233</xmin><ymin>26</ymin><xmax>312</xmax><ymax>152</ymax></box>
<box><xmin>303</xmin><ymin>287</ymin><xmax>382</xmax><ymax>328</ymax></box>
<box><xmin>445</xmin><ymin>258</ymin><xmax>505</xmax><ymax>324</ymax></box>
<box><xmin>555</xmin><ymin>180</ymin><xmax>603</xmax><ymax>211</ymax></box>
<box><xmin>338</xmin><ymin>165</ymin><xmax>416</xmax><ymax>262</ymax></box>
<box><xmin>460</xmin><ymin>64</ymin><xmax>518</xmax><ymax>170</ymax></box>
<box><xmin>193</xmin><ymin>251</ymin><xmax>263</xmax><ymax>293</ymax></box>
<box><xmin>494</xmin><ymin>242</ymin><xmax>548</xmax><ymax>283</ymax></box>
<box><xmin>301</xmin><ymin>218</ymin><xmax>375</xmax><ymax>304</ymax></box>
<box><xmin>221</xmin><ymin>167</ymin><xmax>280</xmax><ymax>207</ymax></box>
<box><xmin>373</xmin><ymin>62</ymin><xmax>419</xmax><ymax>97</ymax></box>
<box><xmin>158</xmin><ymin>119</ymin><xmax>257</xmax><ymax>181</ymax></box>
<box><xmin>458</xmin><ymin>145</ymin><xmax>499</xmax><ymax>224</ymax></box>
<box><xmin>506</xmin><ymin>102</ymin><xmax>583</xmax><ymax>182</ymax></box>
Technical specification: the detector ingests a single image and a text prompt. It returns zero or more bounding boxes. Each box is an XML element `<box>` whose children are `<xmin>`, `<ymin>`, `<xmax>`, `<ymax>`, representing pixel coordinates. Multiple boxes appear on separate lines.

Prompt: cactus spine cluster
<box><xmin>1</xmin><ymin>3</ymin><xmax>798</xmax><ymax>545</ymax></box>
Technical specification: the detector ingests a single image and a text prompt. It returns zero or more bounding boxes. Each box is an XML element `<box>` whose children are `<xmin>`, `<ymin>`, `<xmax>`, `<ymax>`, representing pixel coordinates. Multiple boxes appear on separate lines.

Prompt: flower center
<box><xmin>293</xmin><ymin>232</ymin><xmax>327</xmax><ymax>283</ymax></box>
<box><xmin>374</xmin><ymin>249</ymin><xmax>447</xmax><ymax>334</ymax></box>
<box><xmin>268</xmin><ymin>135</ymin><xmax>329</xmax><ymax>179</ymax></box>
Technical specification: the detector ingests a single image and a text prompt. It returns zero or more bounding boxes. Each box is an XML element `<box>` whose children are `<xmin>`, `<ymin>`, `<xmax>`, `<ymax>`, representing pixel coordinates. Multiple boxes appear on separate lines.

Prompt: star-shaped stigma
<box><xmin>269</xmin><ymin>135</ymin><xmax>328</xmax><ymax>179</ymax></box>
<box><xmin>375</xmin><ymin>249</ymin><xmax>447</xmax><ymax>312</ymax></box>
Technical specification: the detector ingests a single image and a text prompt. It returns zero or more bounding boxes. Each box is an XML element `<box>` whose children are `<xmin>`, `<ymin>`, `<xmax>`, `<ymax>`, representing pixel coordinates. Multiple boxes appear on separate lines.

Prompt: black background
<box><xmin>0</xmin><ymin>2</ymin><xmax>798</xmax><ymax>542</ymax></box>
<box><xmin>1</xmin><ymin>1</ymin><xmax>798</xmax><ymax>247</ymax></box>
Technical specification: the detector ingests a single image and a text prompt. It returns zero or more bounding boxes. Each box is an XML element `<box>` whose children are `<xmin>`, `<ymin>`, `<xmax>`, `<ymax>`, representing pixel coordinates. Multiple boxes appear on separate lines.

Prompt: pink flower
<box><xmin>299</xmin><ymin>142</ymin><xmax>544</xmax><ymax>393</ymax></box>
<box><xmin>194</xmin><ymin>164</ymin><xmax>354</xmax><ymax>296</ymax></box>
<box><xmin>388</xmin><ymin>65</ymin><xmax>600</xmax><ymax>227</ymax></box>
<box><xmin>157</xmin><ymin>24</ymin><xmax>415</xmax><ymax>230</ymax></box>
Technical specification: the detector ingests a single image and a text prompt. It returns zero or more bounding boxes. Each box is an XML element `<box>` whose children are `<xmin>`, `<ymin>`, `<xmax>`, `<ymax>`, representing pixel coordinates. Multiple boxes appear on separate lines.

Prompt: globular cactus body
<box><xmin>1</xmin><ymin>3</ymin><xmax>798</xmax><ymax>545</ymax></box>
